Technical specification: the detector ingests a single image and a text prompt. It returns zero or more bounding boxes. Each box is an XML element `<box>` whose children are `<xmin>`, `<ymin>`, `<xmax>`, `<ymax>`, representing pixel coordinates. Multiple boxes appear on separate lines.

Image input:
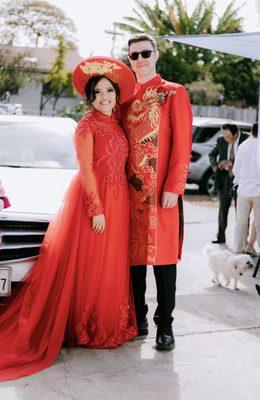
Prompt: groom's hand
<box><xmin>161</xmin><ymin>192</ymin><xmax>178</xmax><ymax>209</ymax></box>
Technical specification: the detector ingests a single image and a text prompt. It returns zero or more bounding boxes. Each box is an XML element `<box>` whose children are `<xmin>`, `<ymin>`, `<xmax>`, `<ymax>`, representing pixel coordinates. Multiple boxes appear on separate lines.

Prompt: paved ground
<box><xmin>0</xmin><ymin>191</ymin><xmax>259</xmax><ymax>400</ymax></box>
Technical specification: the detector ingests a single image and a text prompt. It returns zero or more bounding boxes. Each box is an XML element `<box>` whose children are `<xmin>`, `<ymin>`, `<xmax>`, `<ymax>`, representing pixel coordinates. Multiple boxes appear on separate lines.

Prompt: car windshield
<box><xmin>192</xmin><ymin>126</ymin><xmax>220</xmax><ymax>143</ymax></box>
<box><xmin>0</xmin><ymin>119</ymin><xmax>77</xmax><ymax>169</ymax></box>
<box><xmin>192</xmin><ymin>124</ymin><xmax>252</xmax><ymax>143</ymax></box>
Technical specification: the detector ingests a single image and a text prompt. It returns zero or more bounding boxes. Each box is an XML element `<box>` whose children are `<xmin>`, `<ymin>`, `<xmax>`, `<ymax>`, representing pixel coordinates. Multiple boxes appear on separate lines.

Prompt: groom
<box><xmin>121</xmin><ymin>34</ymin><xmax>192</xmax><ymax>350</ymax></box>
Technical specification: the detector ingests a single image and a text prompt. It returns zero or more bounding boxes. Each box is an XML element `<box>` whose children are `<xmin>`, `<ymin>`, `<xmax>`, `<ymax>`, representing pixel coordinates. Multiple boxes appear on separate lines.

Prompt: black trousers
<box><xmin>217</xmin><ymin>177</ymin><xmax>237</xmax><ymax>240</ymax></box>
<box><xmin>131</xmin><ymin>264</ymin><xmax>177</xmax><ymax>329</ymax></box>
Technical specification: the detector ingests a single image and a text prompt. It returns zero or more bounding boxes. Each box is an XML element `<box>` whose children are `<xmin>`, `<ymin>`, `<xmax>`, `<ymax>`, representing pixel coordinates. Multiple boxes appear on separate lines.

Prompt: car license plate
<box><xmin>0</xmin><ymin>267</ymin><xmax>12</xmax><ymax>296</ymax></box>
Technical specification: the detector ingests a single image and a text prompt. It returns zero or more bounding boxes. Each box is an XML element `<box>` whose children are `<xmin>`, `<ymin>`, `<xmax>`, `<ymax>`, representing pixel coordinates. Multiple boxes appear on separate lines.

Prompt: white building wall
<box><xmin>10</xmin><ymin>77</ymin><xmax>42</xmax><ymax>115</ymax></box>
<box><xmin>10</xmin><ymin>75</ymin><xmax>81</xmax><ymax>116</ymax></box>
<box><xmin>41</xmin><ymin>96</ymin><xmax>81</xmax><ymax>117</ymax></box>
<box><xmin>192</xmin><ymin>105</ymin><xmax>257</xmax><ymax>123</ymax></box>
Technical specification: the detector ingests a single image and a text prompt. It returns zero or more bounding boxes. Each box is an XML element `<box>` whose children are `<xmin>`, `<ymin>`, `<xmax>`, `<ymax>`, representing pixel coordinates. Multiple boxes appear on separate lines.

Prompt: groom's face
<box><xmin>128</xmin><ymin>40</ymin><xmax>158</xmax><ymax>77</ymax></box>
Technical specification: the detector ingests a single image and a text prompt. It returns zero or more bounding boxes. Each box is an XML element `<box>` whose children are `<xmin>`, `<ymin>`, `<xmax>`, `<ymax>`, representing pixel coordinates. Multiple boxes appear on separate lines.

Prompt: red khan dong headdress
<box><xmin>72</xmin><ymin>56</ymin><xmax>136</xmax><ymax>104</ymax></box>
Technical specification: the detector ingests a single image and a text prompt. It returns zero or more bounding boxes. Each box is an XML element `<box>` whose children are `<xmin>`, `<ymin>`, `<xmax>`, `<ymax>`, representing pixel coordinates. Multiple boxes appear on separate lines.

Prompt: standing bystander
<box><xmin>233</xmin><ymin>123</ymin><xmax>260</xmax><ymax>254</ymax></box>
<box><xmin>209</xmin><ymin>124</ymin><xmax>248</xmax><ymax>244</ymax></box>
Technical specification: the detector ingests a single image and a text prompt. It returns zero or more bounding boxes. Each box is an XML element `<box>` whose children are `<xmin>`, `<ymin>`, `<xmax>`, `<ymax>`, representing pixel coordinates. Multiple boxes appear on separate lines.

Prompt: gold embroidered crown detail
<box><xmin>80</xmin><ymin>61</ymin><xmax>121</xmax><ymax>75</ymax></box>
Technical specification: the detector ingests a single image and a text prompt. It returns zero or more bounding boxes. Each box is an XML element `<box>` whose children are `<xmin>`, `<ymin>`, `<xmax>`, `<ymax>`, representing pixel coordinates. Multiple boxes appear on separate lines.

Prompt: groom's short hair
<box><xmin>128</xmin><ymin>34</ymin><xmax>157</xmax><ymax>51</ymax></box>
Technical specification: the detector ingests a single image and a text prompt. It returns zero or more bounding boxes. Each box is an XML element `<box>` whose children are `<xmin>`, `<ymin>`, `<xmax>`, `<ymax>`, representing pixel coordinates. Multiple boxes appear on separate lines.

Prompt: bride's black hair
<box><xmin>85</xmin><ymin>76</ymin><xmax>120</xmax><ymax>103</ymax></box>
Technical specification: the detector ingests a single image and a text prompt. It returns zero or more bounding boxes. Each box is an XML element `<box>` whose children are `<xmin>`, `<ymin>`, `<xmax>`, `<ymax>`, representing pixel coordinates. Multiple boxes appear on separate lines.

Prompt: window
<box><xmin>239</xmin><ymin>126</ymin><xmax>251</xmax><ymax>134</ymax></box>
<box><xmin>192</xmin><ymin>126</ymin><xmax>220</xmax><ymax>143</ymax></box>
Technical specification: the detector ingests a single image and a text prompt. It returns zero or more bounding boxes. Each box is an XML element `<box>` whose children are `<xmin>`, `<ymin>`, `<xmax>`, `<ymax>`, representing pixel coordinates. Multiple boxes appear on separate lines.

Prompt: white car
<box><xmin>188</xmin><ymin>117</ymin><xmax>252</xmax><ymax>195</ymax></box>
<box><xmin>0</xmin><ymin>114</ymin><xmax>78</xmax><ymax>295</ymax></box>
<box><xmin>0</xmin><ymin>102</ymin><xmax>23</xmax><ymax>115</ymax></box>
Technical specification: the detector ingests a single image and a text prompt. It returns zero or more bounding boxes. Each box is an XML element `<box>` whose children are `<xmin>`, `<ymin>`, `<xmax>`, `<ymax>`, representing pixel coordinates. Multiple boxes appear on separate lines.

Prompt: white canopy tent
<box><xmin>164</xmin><ymin>32</ymin><xmax>260</xmax><ymax>60</ymax></box>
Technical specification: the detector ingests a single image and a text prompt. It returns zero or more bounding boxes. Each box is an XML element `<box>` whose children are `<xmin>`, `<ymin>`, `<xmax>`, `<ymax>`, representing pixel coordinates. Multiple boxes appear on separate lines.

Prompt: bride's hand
<box><xmin>92</xmin><ymin>214</ymin><xmax>105</xmax><ymax>233</ymax></box>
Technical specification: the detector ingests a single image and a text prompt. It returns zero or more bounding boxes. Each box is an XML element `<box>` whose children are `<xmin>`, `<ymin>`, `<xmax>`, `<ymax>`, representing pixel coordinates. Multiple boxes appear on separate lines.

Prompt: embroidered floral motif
<box><xmin>156</xmin><ymin>85</ymin><xmax>176</xmax><ymax>104</ymax></box>
<box><xmin>177</xmin><ymin>163</ymin><xmax>190</xmax><ymax>192</ymax></box>
<box><xmin>75</xmin><ymin>113</ymin><xmax>129</xmax><ymax>216</ymax></box>
<box><xmin>80</xmin><ymin>60</ymin><xmax>121</xmax><ymax>76</ymax></box>
<box><xmin>88</xmin><ymin>118</ymin><xmax>129</xmax><ymax>186</ymax></box>
<box><xmin>85</xmin><ymin>192</ymin><xmax>104</xmax><ymax>217</ymax></box>
<box><xmin>76</xmin><ymin>302</ymin><xmax>137</xmax><ymax>348</ymax></box>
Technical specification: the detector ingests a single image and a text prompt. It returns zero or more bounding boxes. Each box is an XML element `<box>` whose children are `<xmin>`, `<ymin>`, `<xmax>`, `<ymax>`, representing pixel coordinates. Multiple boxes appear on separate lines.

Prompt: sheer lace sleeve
<box><xmin>74</xmin><ymin>119</ymin><xmax>104</xmax><ymax>217</ymax></box>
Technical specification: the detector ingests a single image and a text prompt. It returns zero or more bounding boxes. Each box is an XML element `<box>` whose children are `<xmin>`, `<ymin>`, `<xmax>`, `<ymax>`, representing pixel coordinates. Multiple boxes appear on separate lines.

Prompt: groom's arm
<box><xmin>162</xmin><ymin>85</ymin><xmax>192</xmax><ymax>202</ymax></box>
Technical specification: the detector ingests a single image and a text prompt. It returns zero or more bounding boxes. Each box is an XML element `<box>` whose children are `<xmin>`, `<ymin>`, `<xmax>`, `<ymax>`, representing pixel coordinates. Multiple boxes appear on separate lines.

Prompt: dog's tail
<box><xmin>202</xmin><ymin>244</ymin><xmax>215</xmax><ymax>259</ymax></box>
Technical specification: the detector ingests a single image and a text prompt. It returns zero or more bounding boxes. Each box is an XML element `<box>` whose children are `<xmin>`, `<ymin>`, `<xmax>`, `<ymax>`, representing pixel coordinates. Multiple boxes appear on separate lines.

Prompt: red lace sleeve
<box><xmin>74</xmin><ymin>118</ymin><xmax>104</xmax><ymax>217</ymax></box>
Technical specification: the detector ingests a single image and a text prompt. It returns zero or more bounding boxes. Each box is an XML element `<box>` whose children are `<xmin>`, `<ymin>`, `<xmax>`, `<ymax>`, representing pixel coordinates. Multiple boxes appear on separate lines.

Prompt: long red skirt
<box><xmin>0</xmin><ymin>174</ymin><xmax>137</xmax><ymax>381</ymax></box>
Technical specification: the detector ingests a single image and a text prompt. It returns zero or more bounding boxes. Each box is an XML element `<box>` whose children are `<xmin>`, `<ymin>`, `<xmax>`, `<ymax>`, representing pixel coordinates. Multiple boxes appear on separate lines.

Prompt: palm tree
<box><xmin>113</xmin><ymin>0</ymin><xmax>242</xmax><ymax>37</ymax></box>
<box><xmin>111</xmin><ymin>0</ymin><xmax>244</xmax><ymax>86</ymax></box>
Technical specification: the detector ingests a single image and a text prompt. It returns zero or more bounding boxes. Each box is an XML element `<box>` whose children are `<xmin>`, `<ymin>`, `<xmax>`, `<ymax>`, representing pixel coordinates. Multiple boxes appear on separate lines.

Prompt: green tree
<box><xmin>156</xmin><ymin>47</ymin><xmax>202</xmax><ymax>84</ymax></box>
<box><xmin>211</xmin><ymin>56</ymin><xmax>259</xmax><ymax>107</ymax></box>
<box><xmin>40</xmin><ymin>38</ymin><xmax>75</xmax><ymax>114</ymax></box>
<box><xmin>114</xmin><ymin>0</ymin><xmax>212</xmax><ymax>84</ymax></box>
<box><xmin>186</xmin><ymin>77</ymin><xmax>224</xmax><ymax>105</ymax></box>
<box><xmin>0</xmin><ymin>46</ymin><xmax>34</xmax><ymax>100</ymax></box>
<box><xmin>0</xmin><ymin>0</ymin><xmax>77</xmax><ymax>49</ymax></box>
<box><xmin>111</xmin><ymin>0</ymin><xmax>259</xmax><ymax>106</ymax></box>
<box><xmin>113</xmin><ymin>0</ymin><xmax>242</xmax><ymax>55</ymax></box>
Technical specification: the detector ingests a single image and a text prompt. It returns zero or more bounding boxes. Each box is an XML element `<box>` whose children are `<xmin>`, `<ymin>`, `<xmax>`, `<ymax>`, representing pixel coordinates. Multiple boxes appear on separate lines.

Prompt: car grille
<box><xmin>0</xmin><ymin>219</ymin><xmax>49</xmax><ymax>262</ymax></box>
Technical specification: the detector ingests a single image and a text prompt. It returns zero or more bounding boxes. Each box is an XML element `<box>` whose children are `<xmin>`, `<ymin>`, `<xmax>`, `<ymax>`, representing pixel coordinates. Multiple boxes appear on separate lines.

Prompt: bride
<box><xmin>0</xmin><ymin>56</ymin><xmax>137</xmax><ymax>381</ymax></box>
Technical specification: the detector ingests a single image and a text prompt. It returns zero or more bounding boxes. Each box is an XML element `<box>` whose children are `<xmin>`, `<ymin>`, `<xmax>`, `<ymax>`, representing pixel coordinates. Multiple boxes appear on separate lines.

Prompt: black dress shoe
<box><xmin>137</xmin><ymin>318</ymin><xmax>148</xmax><ymax>337</ymax></box>
<box><xmin>211</xmin><ymin>238</ymin><xmax>226</xmax><ymax>244</ymax></box>
<box><xmin>155</xmin><ymin>326</ymin><xmax>175</xmax><ymax>351</ymax></box>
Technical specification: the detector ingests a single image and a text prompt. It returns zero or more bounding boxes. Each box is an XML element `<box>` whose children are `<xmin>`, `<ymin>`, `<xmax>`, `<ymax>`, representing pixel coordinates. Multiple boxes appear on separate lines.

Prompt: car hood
<box><xmin>192</xmin><ymin>142</ymin><xmax>213</xmax><ymax>153</ymax></box>
<box><xmin>0</xmin><ymin>167</ymin><xmax>78</xmax><ymax>216</ymax></box>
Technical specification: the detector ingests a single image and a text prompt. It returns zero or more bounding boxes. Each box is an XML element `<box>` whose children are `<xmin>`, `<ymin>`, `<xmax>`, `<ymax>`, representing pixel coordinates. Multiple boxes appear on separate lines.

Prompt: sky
<box><xmin>49</xmin><ymin>0</ymin><xmax>260</xmax><ymax>57</ymax></box>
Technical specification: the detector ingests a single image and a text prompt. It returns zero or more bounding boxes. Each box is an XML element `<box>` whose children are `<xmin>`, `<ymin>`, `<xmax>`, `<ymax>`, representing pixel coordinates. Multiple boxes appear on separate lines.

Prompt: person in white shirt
<box><xmin>233</xmin><ymin>123</ymin><xmax>260</xmax><ymax>254</ymax></box>
<box><xmin>209</xmin><ymin>124</ymin><xmax>248</xmax><ymax>244</ymax></box>
<box><xmin>244</xmin><ymin>221</ymin><xmax>257</xmax><ymax>256</ymax></box>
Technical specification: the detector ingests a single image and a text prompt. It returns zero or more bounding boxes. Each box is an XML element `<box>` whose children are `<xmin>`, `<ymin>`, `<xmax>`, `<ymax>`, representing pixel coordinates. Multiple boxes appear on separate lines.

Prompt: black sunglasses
<box><xmin>129</xmin><ymin>50</ymin><xmax>155</xmax><ymax>60</ymax></box>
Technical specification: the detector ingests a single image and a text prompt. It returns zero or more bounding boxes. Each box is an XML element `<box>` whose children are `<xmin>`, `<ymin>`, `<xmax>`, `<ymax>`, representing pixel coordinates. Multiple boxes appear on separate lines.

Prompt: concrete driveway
<box><xmin>0</xmin><ymin>195</ymin><xmax>259</xmax><ymax>400</ymax></box>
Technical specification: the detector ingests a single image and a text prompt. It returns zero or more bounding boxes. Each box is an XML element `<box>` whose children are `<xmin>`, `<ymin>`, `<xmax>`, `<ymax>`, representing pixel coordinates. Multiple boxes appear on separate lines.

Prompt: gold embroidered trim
<box><xmin>139</xmin><ymin>155</ymin><xmax>149</xmax><ymax>167</ymax></box>
<box><xmin>127</xmin><ymin>100</ymin><xmax>146</xmax><ymax>123</ymax></box>
<box><xmin>80</xmin><ymin>61</ymin><xmax>121</xmax><ymax>75</ymax></box>
<box><xmin>140</xmin><ymin>129</ymin><xmax>158</xmax><ymax>144</ymax></box>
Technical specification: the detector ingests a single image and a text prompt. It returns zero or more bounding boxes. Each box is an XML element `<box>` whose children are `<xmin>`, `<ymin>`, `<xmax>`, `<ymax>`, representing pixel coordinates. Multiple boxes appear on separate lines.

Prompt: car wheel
<box><xmin>199</xmin><ymin>170</ymin><xmax>217</xmax><ymax>197</ymax></box>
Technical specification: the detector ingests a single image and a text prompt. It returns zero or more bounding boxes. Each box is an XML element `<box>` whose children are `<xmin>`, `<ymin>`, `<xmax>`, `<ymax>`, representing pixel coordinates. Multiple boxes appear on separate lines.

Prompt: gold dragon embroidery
<box><xmin>127</xmin><ymin>86</ymin><xmax>175</xmax><ymax>169</ymax></box>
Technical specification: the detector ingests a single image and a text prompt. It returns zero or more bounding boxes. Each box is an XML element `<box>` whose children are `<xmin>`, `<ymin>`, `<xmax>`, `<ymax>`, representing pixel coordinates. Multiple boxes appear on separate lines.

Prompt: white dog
<box><xmin>203</xmin><ymin>245</ymin><xmax>253</xmax><ymax>290</ymax></box>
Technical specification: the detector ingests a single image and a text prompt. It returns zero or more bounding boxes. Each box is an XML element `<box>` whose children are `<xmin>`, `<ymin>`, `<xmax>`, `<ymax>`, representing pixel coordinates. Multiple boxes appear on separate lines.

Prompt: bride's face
<box><xmin>92</xmin><ymin>78</ymin><xmax>117</xmax><ymax>116</ymax></box>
